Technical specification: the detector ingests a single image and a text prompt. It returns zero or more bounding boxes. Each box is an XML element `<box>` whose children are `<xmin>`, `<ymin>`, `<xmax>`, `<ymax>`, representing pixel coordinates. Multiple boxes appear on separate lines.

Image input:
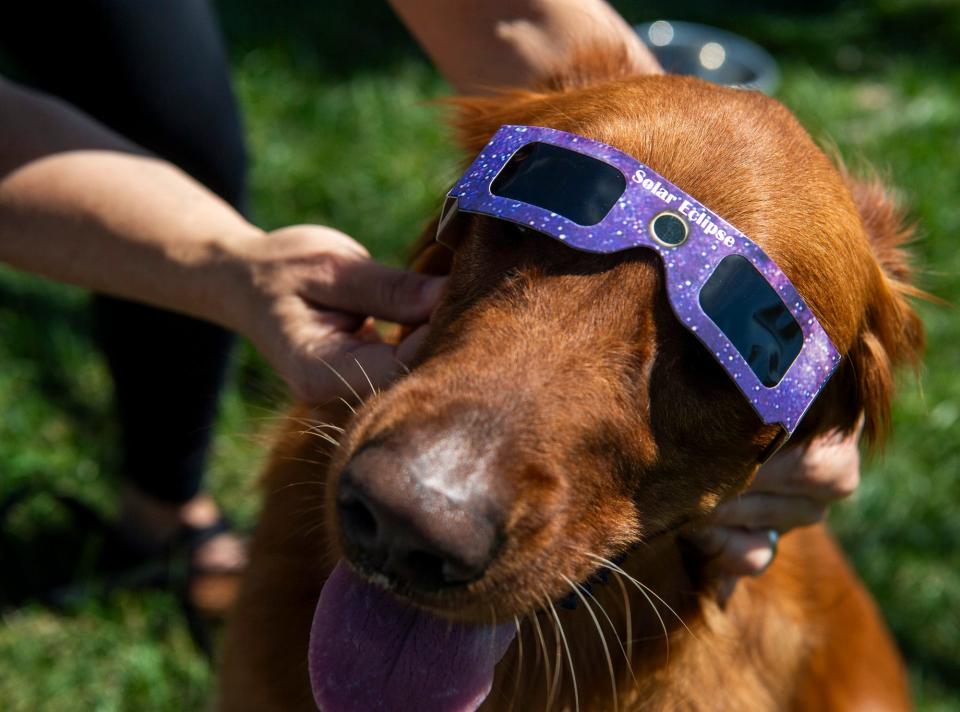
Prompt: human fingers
<box><xmin>301</xmin><ymin>255</ymin><xmax>447</xmax><ymax>325</ymax></box>
<box><xmin>242</xmin><ymin>225</ymin><xmax>446</xmax><ymax>325</ymax></box>
<box><xmin>395</xmin><ymin>323</ymin><xmax>431</xmax><ymax>366</ymax></box>
<box><xmin>710</xmin><ymin>493</ymin><xmax>827</xmax><ymax>531</ymax></box>
<box><xmin>317</xmin><ymin>322</ymin><xmax>433</xmax><ymax>399</ymax></box>
<box><xmin>287</xmin><ymin>324</ymin><xmax>426</xmax><ymax>405</ymax></box>
<box><xmin>748</xmin><ymin>430</ymin><xmax>861</xmax><ymax>500</ymax></box>
<box><xmin>684</xmin><ymin>526</ymin><xmax>777</xmax><ymax>577</ymax></box>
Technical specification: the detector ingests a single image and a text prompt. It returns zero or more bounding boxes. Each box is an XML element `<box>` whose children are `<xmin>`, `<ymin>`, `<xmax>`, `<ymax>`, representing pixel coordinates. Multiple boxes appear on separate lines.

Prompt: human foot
<box><xmin>119</xmin><ymin>487</ymin><xmax>247</xmax><ymax>614</ymax></box>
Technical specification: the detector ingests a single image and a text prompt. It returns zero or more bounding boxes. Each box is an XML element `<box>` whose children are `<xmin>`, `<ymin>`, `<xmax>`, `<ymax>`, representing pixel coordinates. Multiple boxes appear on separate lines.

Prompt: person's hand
<box><xmin>222</xmin><ymin>225</ymin><xmax>445</xmax><ymax>403</ymax></box>
<box><xmin>685</xmin><ymin>426</ymin><xmax>862</xmax><ymax>582</ymax></box>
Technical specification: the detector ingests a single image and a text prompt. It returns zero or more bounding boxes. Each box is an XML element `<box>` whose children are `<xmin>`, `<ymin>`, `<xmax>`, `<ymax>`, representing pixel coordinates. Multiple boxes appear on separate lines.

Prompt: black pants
<box><xmin>0</xmin><ymin>1</ymin><xmax>248</xmax><ymax>504</ymax></box>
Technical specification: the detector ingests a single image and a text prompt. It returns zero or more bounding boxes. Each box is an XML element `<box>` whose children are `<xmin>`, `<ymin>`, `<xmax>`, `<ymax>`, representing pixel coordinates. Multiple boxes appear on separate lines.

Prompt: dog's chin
<box><xmin>308</xmin><ymin>560</ymin><xmax>516</xmax><ymax>712</ymax></box>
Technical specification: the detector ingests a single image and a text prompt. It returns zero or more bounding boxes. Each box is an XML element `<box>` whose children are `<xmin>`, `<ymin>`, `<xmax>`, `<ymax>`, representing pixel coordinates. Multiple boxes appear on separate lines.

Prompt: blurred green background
<box><xmin>0</xmin><ymin>1</ymin><xmax>957</xmax><ymax>709</ymax></box>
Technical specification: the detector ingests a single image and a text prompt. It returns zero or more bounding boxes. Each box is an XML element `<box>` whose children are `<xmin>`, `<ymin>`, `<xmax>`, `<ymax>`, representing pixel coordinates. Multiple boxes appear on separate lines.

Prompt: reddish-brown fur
<box><xmin>219</xmin><ymin>48</ymin><xmax>921</xmax><ymax>711</ymax></box>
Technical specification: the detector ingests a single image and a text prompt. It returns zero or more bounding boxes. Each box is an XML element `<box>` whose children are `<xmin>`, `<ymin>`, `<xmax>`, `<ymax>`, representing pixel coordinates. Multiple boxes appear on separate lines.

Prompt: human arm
<box><xmin>0</xmin><ymin>76</ymin><xmax>260</xmax><ymax>322</ymax></box>
<box><xmin>387</xmin><ymin>0</ymin><xmax>662</xmax><ymax>94</ymax></box>
<box><xmin>0</xmin><ymin>77</ymin><xmax>443</xmax><ymax>401</ymax></box>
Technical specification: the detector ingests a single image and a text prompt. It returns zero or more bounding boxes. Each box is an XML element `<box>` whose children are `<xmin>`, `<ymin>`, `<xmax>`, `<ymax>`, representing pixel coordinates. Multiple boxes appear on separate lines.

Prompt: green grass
<box><xmin>1</xmin><ymin>1</ymin><xmax>957</xmax><ymax>708</ymax></box>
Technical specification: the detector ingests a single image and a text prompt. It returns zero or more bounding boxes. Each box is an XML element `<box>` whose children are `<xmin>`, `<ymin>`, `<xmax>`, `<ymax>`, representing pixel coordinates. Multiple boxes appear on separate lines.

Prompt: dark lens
<box><xmin>699</xmin><ymin>255</ymin><xmax>803</xmax><ymax>387</ymax></box>
<box><xmin>651</xmin><ymin>212</ymin><xmax>688</xmax><ymax>246</ymax></box>
<box><xmin>490</xmin><ymin>142</ymin><xmax>626</xmax><ymax>226</ymax></box>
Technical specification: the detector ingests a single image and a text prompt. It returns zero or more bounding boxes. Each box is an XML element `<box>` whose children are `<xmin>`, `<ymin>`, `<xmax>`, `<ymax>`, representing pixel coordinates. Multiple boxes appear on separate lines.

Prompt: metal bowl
<box><xmin>635</xmin><ymin>20</ymin><xmax>780</xmax><ymax>95</ymax></box>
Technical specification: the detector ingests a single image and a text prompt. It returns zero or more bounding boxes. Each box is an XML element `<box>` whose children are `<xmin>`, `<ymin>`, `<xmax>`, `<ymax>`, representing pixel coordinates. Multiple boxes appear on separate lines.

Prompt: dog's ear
<box><xmin>845</xmin><ymin>177</ymin><xmax>926</xmax><ymax>445</ymax></box>
<box><xmin>798</xmin><ymin>176</ymin><xmax>925</xmax><ymax>447</ymax></box>
<box><xmin>448</xmin><ymin>90</ymin><xmax>543</xmax><ymax>157</ymax></box>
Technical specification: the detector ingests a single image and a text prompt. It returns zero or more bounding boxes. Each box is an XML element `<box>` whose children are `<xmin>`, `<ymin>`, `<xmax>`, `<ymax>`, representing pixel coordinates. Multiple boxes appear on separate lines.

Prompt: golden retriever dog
<box><xmin>219</xmin><ymin>43</ymin><xmax>922</xmax><ymax>711</ymax></box>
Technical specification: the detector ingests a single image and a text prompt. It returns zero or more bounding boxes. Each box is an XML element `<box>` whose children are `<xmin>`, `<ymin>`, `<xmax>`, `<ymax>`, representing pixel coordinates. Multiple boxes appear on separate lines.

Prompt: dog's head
<box><xmin>310</xmin><ymin>72</ymin><xmax>922</xmax><ymax>710</ymax></box>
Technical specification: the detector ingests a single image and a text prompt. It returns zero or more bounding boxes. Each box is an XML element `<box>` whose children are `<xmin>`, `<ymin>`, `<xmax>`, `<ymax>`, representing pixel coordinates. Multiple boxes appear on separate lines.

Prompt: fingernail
<box><xmin>749</xmin><ymin>546</ymin><xmax>775</xmax><ymax>575</ymax></box>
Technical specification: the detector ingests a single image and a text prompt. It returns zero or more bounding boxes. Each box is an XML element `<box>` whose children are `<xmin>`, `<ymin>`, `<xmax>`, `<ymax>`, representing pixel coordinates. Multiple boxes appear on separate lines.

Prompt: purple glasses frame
<box><xmin>436</xmin><ymin>124</ymin><xmax>841</xmax><ymax>436</ymax></box>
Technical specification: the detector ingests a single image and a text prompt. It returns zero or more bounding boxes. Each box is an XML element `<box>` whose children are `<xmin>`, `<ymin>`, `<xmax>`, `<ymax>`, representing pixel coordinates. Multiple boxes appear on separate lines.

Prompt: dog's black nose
<box><xmin>336</xmin><ymin>441</ymin><xmax>501</xmax><ymax>591</ymax></box>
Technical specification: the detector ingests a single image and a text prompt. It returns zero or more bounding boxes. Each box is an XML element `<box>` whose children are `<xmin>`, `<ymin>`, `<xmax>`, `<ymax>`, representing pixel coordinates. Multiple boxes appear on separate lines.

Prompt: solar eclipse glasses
<box><xmin>437</xmin><ymin>124</ymin><xmax>841</xmax><ymax>437</ymax></box>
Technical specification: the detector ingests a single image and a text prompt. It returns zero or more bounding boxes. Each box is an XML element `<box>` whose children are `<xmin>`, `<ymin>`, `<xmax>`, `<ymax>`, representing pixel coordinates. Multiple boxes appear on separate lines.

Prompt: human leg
<box><xmin>0</xmin><ymin>0</ymin><xmax>250</xmax><ymax>589</ymax></box>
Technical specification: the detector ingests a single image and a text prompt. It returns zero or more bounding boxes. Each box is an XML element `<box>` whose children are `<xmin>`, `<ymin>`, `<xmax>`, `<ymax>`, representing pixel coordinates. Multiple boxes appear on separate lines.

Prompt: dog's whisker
<box><xmin>508</xmin><ymin>615</ymin><xmax>524</xmax><ymax>712</ymax></box>
<box><xmin>620</xmin><ymin>570</ymin><xmax>670</xmax><ymax>663</ymax></box>
<box><xmin>562</xmin><ymin>574</ymin><xmax>617</xmax><ymax>712</ymax></box>
<box><xmin>353</xmin><ymin>356</ymin><xmax>378</xmax><ymax>399</ymax></box>
<box><xmin>298</xmin><ymin>422</ymin><xmax>339</xmax><ymax>436</ymax></box>
<box><xmin>485</xmin><ymin>605</ymin><xmax>501</xmax><ymax>682</ymax></box>
<box><xmin>294</xmin><ymin>520</ymin><xmax>324</xmax><ymax>540</ymax></box>
<box><xmin>270</xmin><ymin>479</ymin><xmax>325</xmax><ymax>495</ymax></box>
<box><xmin>586</xmin><ymin>553</ymin><xmax>698</xmax><ymax>640</ymax></box>
<box><xmin>529</xmin><ymin>609</ymin><xmax>553</xmax><ymax>712</ymax></box>
<box><xmin>304</xmin><ymin>421</ymin><xmax>345</xmax><ymax>434</ymax></box>
<box><xmin>279</xmin><ymin>455</ymin><xmax>332</xmax><ymax>468</ymax></box>
<box><xmin>548</xmin><ymin>610</ymin><xmax>563</xmax><ymax>711</ymax></box>
<box><xmin>292</xmin><ymin>498</ymin><xmax>338</xmax><ymax>542</ymax></box>
<box><xmin>282</xmin><ymin>414</ymin><xmax>340</xmax><ymax>430</ymax></box>
<box><xmin>318</xmin><ymin>357</ymin><xmax>365</xmax><ymax>406</ymax></box>
<box><xmin>337</xmin><ymin>396</ymin><xmax>358</xmax><ymax>415</ymax></box>
<box><xmin>547</xmin><ymin>596</ymin><xmax>580</xmax><ymax>712</ymax></box>
<box><xmin>613</xmin><ymin>571</ymin><xmax>635</xmax><ymax>668</ymax></box>
<box><xmin>292</xmin><ymin>499</ymin><xmax>329</xmax><ymax>520</ymax></box>
<box><xmin>392</xmin><ymin>356</ymin><xmax>412</xmax><ymax>376</ymax></box>
<box><xmin>536</xmin><ymin>595</ymin><xmax>563</xmax><ymax>712</ymax></box>
<box><xmin>578</xmin><ymin>578</ymin><xmax>639</xmax><ymax>690</ymax></box>
<box><xmin>293</xmin><ymin>501</ymin><xmax>328</xmax><ymax>515</ymax></box>
<box><xmin>629</xmin><ymin>577</ymin><xmax>696</xmax><ymax>643</ymax></box>
<box><xmin>291</xmin><ymin>415</ymin><xmax>348</xmax><ymax>440</ymax></box>
<box><xmin>586</xmin><ymin>559</ymin><xmax>670</xmax><ymax>663</ymax></box>
<box><xmin>300</xmin><ymin>429</ymin><xmax>340</xmax><ymax>448</ymax></box>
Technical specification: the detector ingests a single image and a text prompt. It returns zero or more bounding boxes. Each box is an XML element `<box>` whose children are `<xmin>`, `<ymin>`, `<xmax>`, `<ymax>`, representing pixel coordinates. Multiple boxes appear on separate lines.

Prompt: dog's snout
<box><xmin>336</xmin><ymin>440</ymin><xmax>501</xmax><ymax>591</ymax></box>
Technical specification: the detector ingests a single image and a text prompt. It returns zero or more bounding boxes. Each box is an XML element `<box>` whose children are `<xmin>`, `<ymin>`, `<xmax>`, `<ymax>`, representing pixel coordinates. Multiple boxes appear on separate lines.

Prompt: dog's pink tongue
<box><xmin>309</xmin><ymin>561</ymin><xmax>515</xmax><ymax>712</ymax></box>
